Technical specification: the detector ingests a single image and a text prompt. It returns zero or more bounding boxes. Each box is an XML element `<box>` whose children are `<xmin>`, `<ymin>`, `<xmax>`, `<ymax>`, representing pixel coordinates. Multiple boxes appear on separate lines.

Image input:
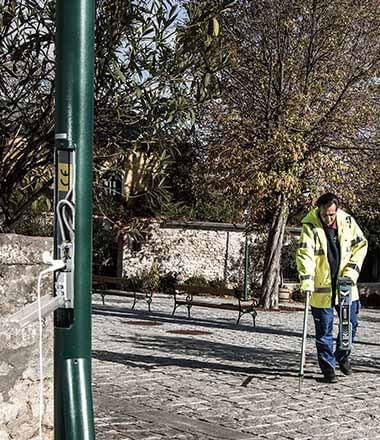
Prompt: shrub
<box><xmin>159</xmin><ymin>271</ymin><xmax>178</xmax><ymax>293</ymax></box>
<box><xmin>139</xmin><ymin>260</ymin><xmax>161</xmax><ymax>292</ymax></box>
<box><xmin>207</xmin><ymin>278</ymin><xmax>227</xmax><ymax>288</ymax></box>
<box><xmin>183</xmin><ymin>275</ymin><xmax>208</xmax><ymax>286</ymax></box>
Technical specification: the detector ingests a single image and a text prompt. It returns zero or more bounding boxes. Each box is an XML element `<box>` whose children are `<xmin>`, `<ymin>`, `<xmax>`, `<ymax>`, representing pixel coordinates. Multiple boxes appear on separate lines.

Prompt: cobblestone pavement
<box><xmin>92</xmin><ymin>294</ymin><xmax>380</xmax><ymax>440</ymax></box>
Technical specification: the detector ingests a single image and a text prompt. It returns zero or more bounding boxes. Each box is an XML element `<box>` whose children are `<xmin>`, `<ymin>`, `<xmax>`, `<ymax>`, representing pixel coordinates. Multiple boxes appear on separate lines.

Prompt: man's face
<box><xmin>319</xmin><ymin>203</ymin><xmax>337</xmax><ymax>226</ymax></box>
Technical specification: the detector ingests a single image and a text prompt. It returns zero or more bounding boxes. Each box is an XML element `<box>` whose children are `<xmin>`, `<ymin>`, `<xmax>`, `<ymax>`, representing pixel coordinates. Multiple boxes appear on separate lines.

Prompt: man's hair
<box><xmin>316</xmin><ymin>193</ymin><xmax>339</xmax><ymax>209</ymax></box>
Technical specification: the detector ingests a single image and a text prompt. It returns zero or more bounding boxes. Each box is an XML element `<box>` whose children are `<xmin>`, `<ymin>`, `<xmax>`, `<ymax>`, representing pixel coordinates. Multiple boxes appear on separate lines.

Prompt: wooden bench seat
<box><xmin>92</xmin><ymin>275</ymin><xmax>152</xmax><ymax>312</ymax></box>
<box><xmin>172</xmin><ymin>284</ymin><xmax>258</xmax><ymax>326</ymax></box>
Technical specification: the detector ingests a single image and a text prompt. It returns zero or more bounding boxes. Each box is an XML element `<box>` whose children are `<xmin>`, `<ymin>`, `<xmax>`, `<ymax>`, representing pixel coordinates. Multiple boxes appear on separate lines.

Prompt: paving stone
<box><xmin>92</xmin><ymin>296</ymin><xmax>380</xmax><ymax>439</ymax></box>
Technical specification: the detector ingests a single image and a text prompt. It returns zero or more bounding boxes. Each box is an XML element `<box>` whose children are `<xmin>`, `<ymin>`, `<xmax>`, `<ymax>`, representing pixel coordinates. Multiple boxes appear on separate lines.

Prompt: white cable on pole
<box><xmin>36</xmin><ymin>255</ymin><xmax>66</xmax><ymax>439</ymax></box>
<box><xmin>56</xmin><ymin>188</ymin><xmax>75</xmax><ymax>243</ymax></box>
<box><xmin>37</xmin><ymin>270</ymin><xmax>44</xmax><ymax>440</ymax></box>
<box><xmin>57</xmin><ymin>199</ymin><xmax>75</xmax><ymax>239</ymax></box>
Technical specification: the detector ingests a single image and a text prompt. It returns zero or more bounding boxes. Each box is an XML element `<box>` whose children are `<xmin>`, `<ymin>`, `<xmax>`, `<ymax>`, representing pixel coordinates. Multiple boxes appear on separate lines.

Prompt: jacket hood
<box><xmin>301</xmin><ymin>208</ymin><xmax>322</xmax><ymax>227</ymax></box>
<box><xmin>302</xmin><ymin>207</ymin><xmax>346</xmax><ymax>228</ymax></box>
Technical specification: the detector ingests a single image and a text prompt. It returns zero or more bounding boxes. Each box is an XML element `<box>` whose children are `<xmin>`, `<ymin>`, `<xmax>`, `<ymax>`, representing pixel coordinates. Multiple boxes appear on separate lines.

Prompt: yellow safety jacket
<box><xmin>296</xmin><ymin>208</ymin><xmax>368</xmax><ymax>308</ymax></box>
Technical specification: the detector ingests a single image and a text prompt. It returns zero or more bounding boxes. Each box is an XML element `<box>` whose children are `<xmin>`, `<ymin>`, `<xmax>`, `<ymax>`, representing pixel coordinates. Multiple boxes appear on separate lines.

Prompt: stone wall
<box><xmin>0</xmin><ymin>234</ymin><xmax>54</xmax><ymax>440</ymax></box>
<box><xmin>123</xmin><ymin>222</ymin><xmax>253</xmax><ymax>287</ymax></box>
<box><xmin>122</xmin><ymin>223</ymin><xmax>380</xmax><ymax>304</ymax></box>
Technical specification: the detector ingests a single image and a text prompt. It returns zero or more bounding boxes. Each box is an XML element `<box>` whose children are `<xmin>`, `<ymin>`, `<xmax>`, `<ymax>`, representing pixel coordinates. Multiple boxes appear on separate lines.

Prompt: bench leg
<box><xmin>186</xmin><ymin>304</ymin><xmax>192</xmax><ymax>319</ymax></box>
<box><xmin>236</xmin><ymin>308</ymin><xmax>257</xmax><ymax>327</ymax></box>
<box><xmin>172</xmin><ymin>301</ymin><xmax>192</xmax><ymax>318</ymax></box>
<box><xmin>172</xmin><ymin>302</ymin><xmax>179</xmax><ymax>316</ymax></box>
<box><xmin>146</xmin><ymin>293</ymin><xmax>152</xmax><ymax>313</ymax></box>
<box><xmin>131</xmin><ymin>293</ymin><xmax>137</xmax><ymax>310</ymax></box>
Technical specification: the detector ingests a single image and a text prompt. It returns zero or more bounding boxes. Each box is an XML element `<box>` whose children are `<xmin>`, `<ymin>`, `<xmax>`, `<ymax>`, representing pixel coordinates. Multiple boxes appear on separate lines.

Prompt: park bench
<box><xmin>92</xmin><ymin>274</ymin><xmax>153</xmax><ymax>312</ymax></box>
<box><xmin>172</xmin><ymin>284</ymin><xmax>258</xmax><ymax>326</ymax></box>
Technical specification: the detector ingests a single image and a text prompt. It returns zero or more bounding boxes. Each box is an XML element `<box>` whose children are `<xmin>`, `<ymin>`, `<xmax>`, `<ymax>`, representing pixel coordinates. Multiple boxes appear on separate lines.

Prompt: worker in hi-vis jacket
<box><xmin>296</xmin><ymin>193</ymin><xmax>368</xmax><ymax>383</ymax></box>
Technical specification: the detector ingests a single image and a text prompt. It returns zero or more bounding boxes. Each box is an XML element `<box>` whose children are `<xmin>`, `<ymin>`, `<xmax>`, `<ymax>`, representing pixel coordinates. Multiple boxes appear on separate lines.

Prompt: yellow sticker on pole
<box><xmin>58</xmin><ymin>163</ymin><xmax>72</xmax><ymax>192</ymax></box>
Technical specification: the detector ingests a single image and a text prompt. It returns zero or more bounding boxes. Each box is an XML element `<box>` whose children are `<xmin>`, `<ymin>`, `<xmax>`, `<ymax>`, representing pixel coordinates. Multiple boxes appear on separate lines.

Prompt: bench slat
<box><xmin>172</xmin><ymin>284</ymin><xmax>257</xmax><ymax>326</ymax></box>
<box><xmin>175</xmin><ymin>301</ymin><xmax>255</xmax><ymax>310</ymax></box>
<box><xmin>92</xmin><ymin>275</ymin><xmax>152</xmax><ymax>312</ymax></box>
<box><xmin>174</xmin><ymin>284</ymin><xmax>236</xmax><ymax>296</ymax></box>
<box><xmin>93</xmin><ymin>275</ymin><xmax>132</xmax><ymax>287</ymax></box>
<box><xmin>93</xmin><ymin>289</ymin><xmax>146</xmax><ymax>299</ymax></box>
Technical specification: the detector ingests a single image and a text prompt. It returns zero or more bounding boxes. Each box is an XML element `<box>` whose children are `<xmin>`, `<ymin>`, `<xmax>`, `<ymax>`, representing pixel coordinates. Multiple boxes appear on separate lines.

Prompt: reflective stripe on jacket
<box><xmin>296</xmin><ymin>208</ymin><xmax>368</xmax><ymax>308</ymax></box>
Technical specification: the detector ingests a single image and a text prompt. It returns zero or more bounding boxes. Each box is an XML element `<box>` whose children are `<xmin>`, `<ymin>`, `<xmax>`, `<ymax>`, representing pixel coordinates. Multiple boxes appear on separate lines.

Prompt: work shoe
<box><xmin>339</xmin><ymin>358</ymin><xmax>353</xmax><ymax>376</ymax></box>
<box><xmin>323</xmin><ymin>371</ymin><xmax>337</xmax><ymax>383</ymax></box>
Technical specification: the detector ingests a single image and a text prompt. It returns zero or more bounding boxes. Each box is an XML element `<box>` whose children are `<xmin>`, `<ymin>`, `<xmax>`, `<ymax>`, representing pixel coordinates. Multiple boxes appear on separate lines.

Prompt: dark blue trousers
<box><xmin>311</xmin><ymin>300</ymin><xmax>360</xmax><ymax>374</ymax></box>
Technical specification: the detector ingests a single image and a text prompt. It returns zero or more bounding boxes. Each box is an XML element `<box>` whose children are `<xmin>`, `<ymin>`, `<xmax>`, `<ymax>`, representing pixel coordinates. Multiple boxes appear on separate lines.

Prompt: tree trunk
<box><xmin>0</xmin><ymin>197</ymin><xmax>8</xmax><ymax>232</ymax></box>
<box><xmin>260</xmin><ymin>200</ymin><xmax>289</xmax><ymax>309</ymax></box>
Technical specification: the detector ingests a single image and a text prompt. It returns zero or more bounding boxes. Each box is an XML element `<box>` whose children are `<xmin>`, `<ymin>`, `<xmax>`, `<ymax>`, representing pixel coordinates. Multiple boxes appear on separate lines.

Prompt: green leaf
<box><xmin>204</xmin><ymin>72</ymin><xmax>211</xmax><ymax>88</ymax></box>
<box><xmin>189</xmin><ymin>109</ymin><xmax>196</xmax><ymax>126</ymax></box>
<box><xmin>212</xmin><ymin>17</ymin><xmax>220</xmax><ymax>37</ymax></box>
<box><xmin>167</xmin><ymin>111</ymin><xmax>175</xmax><ymax>123</ymax></box>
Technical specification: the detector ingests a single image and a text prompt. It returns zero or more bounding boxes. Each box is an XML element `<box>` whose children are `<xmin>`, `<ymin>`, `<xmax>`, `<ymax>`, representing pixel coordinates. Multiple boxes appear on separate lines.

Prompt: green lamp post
<box><xmin>54</xmin><ymin>0</ymin><xmax>96</xmax><ymax>438</ymax></box>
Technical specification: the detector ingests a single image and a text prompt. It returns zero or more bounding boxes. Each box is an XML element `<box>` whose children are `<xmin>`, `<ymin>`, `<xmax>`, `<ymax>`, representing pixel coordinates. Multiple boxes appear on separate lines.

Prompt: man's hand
<box><xmin>301</xmin><ymin>290</ymin><xmax>312</xmax><ymax>302</ymax></box>
<box><xmin>338</xmin><ymin>276</ymin><xmax>353</xmax><ymax>286</ymax></box>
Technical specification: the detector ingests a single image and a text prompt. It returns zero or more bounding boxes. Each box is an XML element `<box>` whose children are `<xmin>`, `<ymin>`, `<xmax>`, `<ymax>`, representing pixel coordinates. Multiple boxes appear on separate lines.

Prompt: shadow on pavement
<box><xmin>358</xmin><ymin>314</ymin><xmax>380</xmax><ymax>323</ymax></box>
<box><xmin>92</xmin><ymin>330</ymin><xmax>302</xmax><ymax>379</ymax></box>
<box><xmin>92</xmin><ymin>304</ymin><xmax>305</xmax><ymax>339</ymax></box>
<box><xmin>93</xmin><ymin>304</ymin><xmax>380</xmax><ymax>348</ymax></box>
<box><xmin>92</xmin><ymin>348</ymin><xmax>299</xmax><ymax>378</ymax></box>
<box><xmin>92</xmin><ymin>305</ymin><xmax>380</xmax><ymax>380</ymax></box>
<box><xmin>355</xmin><ymin>340</ymin><xmax>380</xmax><ymax>347</ymax></box>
